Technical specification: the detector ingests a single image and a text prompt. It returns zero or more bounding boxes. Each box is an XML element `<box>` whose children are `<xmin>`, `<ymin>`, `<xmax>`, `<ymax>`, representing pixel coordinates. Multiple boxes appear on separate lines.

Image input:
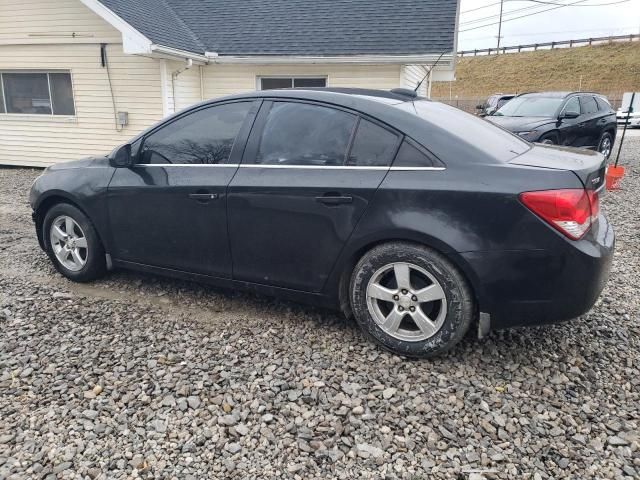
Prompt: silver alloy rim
<box><xmin>50</xmin><ymin>215</ymin><xmax>88</xmax><ymax>272</ymax></box>
<box><xmin>541</xmin><ymin>139</ymin><xmax>555</xmax><ymax>145</ymax></box>
<box><xmin>599</xmin><ymin>137</ymin><xmax>612</xmax><ymax>157</ymax></box>
<box><xmin>366</xmin><ymin>262</ymin><xmax>447</xmax><ymax>342</ymax></box>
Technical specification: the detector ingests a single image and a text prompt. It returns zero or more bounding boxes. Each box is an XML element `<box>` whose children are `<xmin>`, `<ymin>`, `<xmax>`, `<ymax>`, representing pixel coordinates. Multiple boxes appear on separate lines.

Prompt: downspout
<box><xmin>199</xmin><ymin>65</ymin><xmax>204</xmax><ymax>101</ymax></box>
<box><xmin>170</xmin><ymin>58</ymin><xmax>193</xmax><ymax>112</ymax></box>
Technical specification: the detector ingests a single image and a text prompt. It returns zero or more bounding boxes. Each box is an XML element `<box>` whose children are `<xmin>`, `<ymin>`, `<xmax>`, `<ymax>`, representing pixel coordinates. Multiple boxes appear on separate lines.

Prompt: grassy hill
<box><xmin>432</xmin><ymin>41</ymin><xmax>640</xmax><ymax>107</ymax></box>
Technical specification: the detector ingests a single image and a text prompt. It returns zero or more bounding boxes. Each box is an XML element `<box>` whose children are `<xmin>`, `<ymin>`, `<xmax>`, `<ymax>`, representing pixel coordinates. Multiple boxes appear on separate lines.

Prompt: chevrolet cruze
<box><xmin>30</xmin><ymin>88</ymin><xmax>614</xmax><ymax>357</ymax></box>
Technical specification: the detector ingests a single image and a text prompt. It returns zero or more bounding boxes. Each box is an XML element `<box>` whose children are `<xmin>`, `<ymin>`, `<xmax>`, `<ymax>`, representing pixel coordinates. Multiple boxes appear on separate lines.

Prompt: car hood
<box><xmin>46</xmin><ymin>155</ymin><xmax>110</xmax><ymax>171</ymax></box>
<box><xmin>486</xmin><ymin>115</ymin><xmax>556</xmax><ymax>131</ymax></box>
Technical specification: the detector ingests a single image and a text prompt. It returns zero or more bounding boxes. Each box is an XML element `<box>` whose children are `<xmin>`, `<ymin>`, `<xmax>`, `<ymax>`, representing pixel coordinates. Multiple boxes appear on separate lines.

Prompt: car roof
<box><xmin>519</xmin><ymin>91</ymin><xmax>600</xmax><ymax>98</ymax></box>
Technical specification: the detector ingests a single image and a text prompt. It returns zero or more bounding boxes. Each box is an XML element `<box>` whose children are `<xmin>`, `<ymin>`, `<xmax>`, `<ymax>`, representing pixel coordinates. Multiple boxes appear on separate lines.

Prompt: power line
<box><xmin>460</xmin><ymin>0</ymin><xmax>591</xmax><ymax>32</ymax></box>
<box><xmin>461</xmin><ymin>0</ymin><xmax>632</xmax><ymax>22</ymax></box>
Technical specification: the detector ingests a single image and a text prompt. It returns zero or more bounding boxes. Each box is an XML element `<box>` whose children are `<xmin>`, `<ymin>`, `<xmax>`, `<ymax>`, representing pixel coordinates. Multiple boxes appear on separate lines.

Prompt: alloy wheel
<box><xmin>366</xmin><ymin>262</ymin><xmax>447</xmax><ymax>342</ymax></box>
<box><xmin>50</xmin><ymin>215</ymin><xmax>88</xmax><ymax>272</ymax></box>
<box><xmin>599</xmin><ymin>136</ymin><xmax>612</xmax><ymax>158</ymax></box>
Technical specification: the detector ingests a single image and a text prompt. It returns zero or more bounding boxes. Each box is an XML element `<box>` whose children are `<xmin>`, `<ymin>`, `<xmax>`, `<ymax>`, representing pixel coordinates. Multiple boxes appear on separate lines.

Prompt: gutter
<box><xmin>204</xmin><ymin>52</ymin><xmax>455</xmax><ymax>65</ymax></box>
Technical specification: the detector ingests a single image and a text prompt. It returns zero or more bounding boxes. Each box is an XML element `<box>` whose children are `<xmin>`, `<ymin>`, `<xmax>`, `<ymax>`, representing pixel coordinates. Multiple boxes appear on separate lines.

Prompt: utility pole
<box><xmin>496</xmin><ymin>0</ymin><xmax>504</xmax><ymax>53</ymax></box>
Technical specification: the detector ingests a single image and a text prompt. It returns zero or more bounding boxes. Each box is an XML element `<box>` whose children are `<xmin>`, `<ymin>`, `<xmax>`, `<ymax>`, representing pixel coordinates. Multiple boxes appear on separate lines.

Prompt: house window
<box><xmin>259</xmin><ymin>77</ymin><xmax>327</xmax><ymax>90</ymax></box>
<box><xmin>0</xmin><ymin>71</ymin><xmax>75</xmax><ymax>115</ymax></box>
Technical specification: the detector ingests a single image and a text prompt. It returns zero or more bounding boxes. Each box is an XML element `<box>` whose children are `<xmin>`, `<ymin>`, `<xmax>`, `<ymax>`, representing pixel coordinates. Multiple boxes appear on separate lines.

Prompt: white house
<box><xmin>0</xmin><ymin>0</ymin><xmax>460</xmax><ymax>167</ymax></box>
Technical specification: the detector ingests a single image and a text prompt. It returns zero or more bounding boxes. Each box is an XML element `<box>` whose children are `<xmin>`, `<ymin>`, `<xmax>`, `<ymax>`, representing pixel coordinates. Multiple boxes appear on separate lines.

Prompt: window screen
<box><xmin>0</xmin><ymin>72</ymin><xmax>75</xmax><ymax>115</ymax></box>
<box><xmin>580</xmin><ymin>96</ymin><xmax>599</xmax><ymax>115</ymax></box>
<box><xmin>346</xmin><ymin>119</ymin><xmax>399</xmax><ymax>167</ymax></box>
<box><xmin>260</xmin><ymin>77</ymin><xmax>327</xmax><ymax>90</ymax></box>
<box><xmin>0</xmin><ymin>78</ymin><xmax>4</xmax><ymax>114</ymax></box>
<box><xmin>254</xmin><ymin>102</ymin><xmax>356</xmax><ymax>166</ymax></box>
<box><xmin>50</xmin><ymin>73</ymin><xmax>75</xmax><ymax>115</ymax></box>
<box><xmin>141</xmin><ymin>102</ymin><xmax>251</xmax><ymax>164</ymax></box>
<box><xmin>595</xmin><ymin>96</ymin><xmax>611</xmax><ymax>112</ymax></box>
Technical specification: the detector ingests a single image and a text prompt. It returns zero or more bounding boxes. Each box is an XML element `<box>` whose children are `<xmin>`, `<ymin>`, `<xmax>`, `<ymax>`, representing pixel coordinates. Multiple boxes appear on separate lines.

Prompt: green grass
<box><xmin>432</xmin><ymin>42</ymin><xmax>640</xmax><ymax>102</ymax></box>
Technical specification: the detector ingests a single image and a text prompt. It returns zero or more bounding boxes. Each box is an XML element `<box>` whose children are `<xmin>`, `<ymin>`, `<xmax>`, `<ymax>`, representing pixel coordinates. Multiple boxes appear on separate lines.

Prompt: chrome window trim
<box><xmin>132</xmin><ymin>163</ymin><xmax>445</xmax><ymax>171</ymax></box>
<box><xmin>133</xmin><ymin>163</ymin><xmax>240</xmax><ymax>167</ymax></box>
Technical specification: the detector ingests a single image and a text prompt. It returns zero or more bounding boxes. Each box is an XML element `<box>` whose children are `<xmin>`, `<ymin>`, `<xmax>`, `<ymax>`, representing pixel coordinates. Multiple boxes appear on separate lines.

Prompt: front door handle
<box><xmin>316</xmin><ymin>194</ymin><xmax>353</xmax><ymax>205</ymax></box>
<box><xmin>189</xmin><ymin>192</ymin><xmax>218</xmax><ymax>203</ymax></box>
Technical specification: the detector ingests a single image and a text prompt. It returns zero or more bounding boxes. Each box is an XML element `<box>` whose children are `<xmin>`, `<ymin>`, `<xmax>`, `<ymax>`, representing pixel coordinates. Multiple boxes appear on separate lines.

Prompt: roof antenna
<box><xmin>414</xmin><ymin>50</ymin><xmax>449</xmax><ymax>93</ymax></box>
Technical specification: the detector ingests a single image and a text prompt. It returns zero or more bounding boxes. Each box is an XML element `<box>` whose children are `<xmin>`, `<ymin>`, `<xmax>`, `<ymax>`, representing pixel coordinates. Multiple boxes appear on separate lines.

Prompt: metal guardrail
<box><xmin>458</xmin><ymin>34</ymin><xmax>640</xmax><ymax>57</ymax></box>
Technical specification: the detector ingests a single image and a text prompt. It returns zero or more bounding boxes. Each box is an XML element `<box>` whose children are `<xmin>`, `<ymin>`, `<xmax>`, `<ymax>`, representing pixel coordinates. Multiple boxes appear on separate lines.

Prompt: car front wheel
<box><xmin>43</xmin><ymin>203</ymin><xmax>106</xmax><ymax>282</ymax></box>
<box><xmin>350</xmin><ymin>242</ymin><xmax>475</xmax><ymax>358</ymax></box>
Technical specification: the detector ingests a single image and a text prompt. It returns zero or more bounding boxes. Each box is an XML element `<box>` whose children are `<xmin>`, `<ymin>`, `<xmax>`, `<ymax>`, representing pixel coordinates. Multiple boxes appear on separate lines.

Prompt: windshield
<box><xmin>495</xmin><ymin>96</ymin><xmax>564</xmax><ymax>117</ymax></box>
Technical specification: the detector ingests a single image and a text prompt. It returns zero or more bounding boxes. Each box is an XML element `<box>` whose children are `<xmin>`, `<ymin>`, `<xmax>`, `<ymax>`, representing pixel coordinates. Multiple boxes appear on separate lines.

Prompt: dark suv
<box><xmin>476</xmin><ymin>93</ymin><xmax>516</xmax><ymax>117</ymax></box>
<box><xmin>486</xmin><ymin>92</ymin><xmax>617</xmax><ymax>158</ymax></box>
<box><xmin>29</xmin><ymin>88</ymin><xmax>614</xmax><ymax>358</ymax></box>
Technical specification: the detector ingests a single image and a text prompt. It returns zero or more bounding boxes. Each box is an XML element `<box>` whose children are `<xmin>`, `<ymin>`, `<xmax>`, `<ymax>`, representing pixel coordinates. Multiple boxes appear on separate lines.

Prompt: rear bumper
<box><xmin>462</xmin><ymin>213</ymin><xmax>614</xmax><ymax>331</ymax></box>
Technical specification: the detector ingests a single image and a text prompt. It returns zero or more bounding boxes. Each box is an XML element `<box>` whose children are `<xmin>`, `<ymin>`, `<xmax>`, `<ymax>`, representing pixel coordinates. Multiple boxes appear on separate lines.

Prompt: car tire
<box><xmin>538</xmin><ymin>132</ymin><xmax>559</xmax><ymax>145</ymax></box>
<box><xmin>43</xmin><ymin>203</ymin><xmax>106</xmax><ymax>282</ymax></box>
<box><xmin>597</xmin><ymin>131</ymin><xmax>613</xmax><ymax>159</ymax></box>
<box><xmin>349</xmin><ymin>242</ymin><xmax>475</xmax><ymax>358</ymax></box>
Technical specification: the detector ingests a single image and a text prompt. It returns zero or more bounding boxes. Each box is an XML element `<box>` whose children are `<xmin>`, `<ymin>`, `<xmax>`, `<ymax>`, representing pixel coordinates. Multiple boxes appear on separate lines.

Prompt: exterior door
<box><xmin>227</xmin><ymin>100</ymin><xmax>401</xmax><ymax>292</ymax></box>
<box><xmin>558</xmin><ymin>96</ymin><xmax>583</xmax><ymax>147</ymax></box>
<box><xmin>107</xmin><ymin>100</ymin><xmax>257</xmax><ymax>277</ymax></box>
<box><xmin>579</xmin><ymin>95</ymin><xmax>603</xmax><ymax>147</ymax></box>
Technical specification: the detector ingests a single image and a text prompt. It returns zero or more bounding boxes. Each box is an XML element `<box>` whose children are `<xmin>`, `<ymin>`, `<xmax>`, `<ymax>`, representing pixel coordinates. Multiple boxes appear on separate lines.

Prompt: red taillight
<box><xmin>519</xmin><ymin>188</ymin><xmax>599</xmax><ymax>240</ymax></box>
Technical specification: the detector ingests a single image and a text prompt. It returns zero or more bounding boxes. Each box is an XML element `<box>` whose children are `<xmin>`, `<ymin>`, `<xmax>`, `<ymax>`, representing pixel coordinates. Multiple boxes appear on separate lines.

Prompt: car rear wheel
<box><xmin>350</xmin><ymin>242</ymin><xmax>474</xmax><ymax>358</ymax></box>
<box><xmin>597</xmin><ymin>132</ymin><xmax>613</xmax><ymax>159</ymax></box>
<box><xmin>43</xmin><ymin>203</ymin><xmax>106</xmax><ymax>282</ymax></box>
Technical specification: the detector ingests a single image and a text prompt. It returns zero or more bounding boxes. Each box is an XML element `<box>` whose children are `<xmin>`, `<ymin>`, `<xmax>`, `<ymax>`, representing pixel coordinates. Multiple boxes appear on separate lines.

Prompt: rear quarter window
<box><xmin>393</xmin><ymin>139</ymin><xmax>441</xmax><ymax>168</ymax></box>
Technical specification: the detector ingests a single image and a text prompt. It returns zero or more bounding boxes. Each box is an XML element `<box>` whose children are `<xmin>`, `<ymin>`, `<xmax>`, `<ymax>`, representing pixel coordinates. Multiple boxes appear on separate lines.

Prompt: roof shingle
<box><xmin>98</xmin><ymin>0</ymin><xmax>458</xmax><ymax>56</ymax></box>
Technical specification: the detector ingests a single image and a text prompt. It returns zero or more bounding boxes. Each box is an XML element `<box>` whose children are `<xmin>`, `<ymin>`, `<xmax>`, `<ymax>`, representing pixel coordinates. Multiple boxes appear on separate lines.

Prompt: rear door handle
<box><xmin>189</xmin><ymin>192</ymin><xmax>218</xmax><ymax>202</ymax></box>
<box><xmin>316</xmin><ymin>195</ymin><xmax>353</xmax><ymax>205</ymax></box>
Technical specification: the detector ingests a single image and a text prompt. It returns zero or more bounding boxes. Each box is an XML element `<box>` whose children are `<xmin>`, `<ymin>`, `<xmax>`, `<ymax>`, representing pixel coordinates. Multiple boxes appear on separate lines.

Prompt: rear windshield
<box><xmin>395</xmin><ymin>100</ymin><xmax>530</xmax><ymax>161</ymax></box>
<box><xmin>495</xmin><ymin>96</ymin><xmax>563</xmax><ymax>117</ymax></box>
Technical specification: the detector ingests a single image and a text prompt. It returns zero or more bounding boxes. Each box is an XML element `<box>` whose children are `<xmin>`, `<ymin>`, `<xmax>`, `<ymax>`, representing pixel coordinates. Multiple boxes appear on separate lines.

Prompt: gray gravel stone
<box><xmin>0</xmin><ymin>135</ymin><xmax>639</xmax><ymax>478</ymax></box>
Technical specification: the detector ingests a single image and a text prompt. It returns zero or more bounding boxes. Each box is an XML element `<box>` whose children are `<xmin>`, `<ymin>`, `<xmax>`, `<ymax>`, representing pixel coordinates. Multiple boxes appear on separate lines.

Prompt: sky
<box><xmin>458</xmin><ymin>0</ymin><xmax>640</xmax><ymax>51</ymax></box>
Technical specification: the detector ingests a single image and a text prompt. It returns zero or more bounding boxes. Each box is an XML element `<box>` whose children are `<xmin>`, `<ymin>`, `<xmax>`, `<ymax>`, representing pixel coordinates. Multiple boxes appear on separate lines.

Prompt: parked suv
<box><xmin>476</xmin><ymin>93</ymin><xmax>516</xmax><ymax>116</ymax></box>
<box><xmin>487</xmin><ymin>92</ymin><xmax>617</xmax><ymax>158</ymax></box>
<box><xmin>29</xmin><ymin>88</ymin><xmax>614</xmax><ymax>358</ymax></box>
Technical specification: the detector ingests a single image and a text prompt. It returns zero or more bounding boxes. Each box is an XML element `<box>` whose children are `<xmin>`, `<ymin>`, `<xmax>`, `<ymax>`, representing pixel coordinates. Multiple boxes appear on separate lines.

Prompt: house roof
<box><xmin>96</xmin><ymin>0</ymin><xmax>459</xmax><ymax>57</ymax></box>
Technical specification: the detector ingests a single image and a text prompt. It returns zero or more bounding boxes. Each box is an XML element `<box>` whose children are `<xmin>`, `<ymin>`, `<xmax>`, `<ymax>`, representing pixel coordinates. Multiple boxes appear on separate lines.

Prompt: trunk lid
<box><xmin>509</xmin><ymin>144</ymin><xmax>606</xmax><ymax>190</ymax></box>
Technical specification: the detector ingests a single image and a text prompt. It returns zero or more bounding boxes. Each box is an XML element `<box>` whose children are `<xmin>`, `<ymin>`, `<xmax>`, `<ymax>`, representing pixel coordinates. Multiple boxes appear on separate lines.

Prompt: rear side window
<box><xmin>140</xmin><ymin>101</ymin><xmax>252</xmax><ymax>164</ymax></box>
<box><xmin>595</xmin><ymin>96</ymin><xmax>611</xmax><ymax>111</ymax></box>
<box><xmin>254</xmin><ymin>102</ymin><xmax>356</xmax><ymax>166</ymax></box>
<box><xmin>346</xmin><ymin>119</ymin><xmax>399</xmax><ymax>167</ymax></box>
<box><xmin>580</xmin><ymin>96</ymin><xmax>599</xmax><ymax>115</ymax></box>
<box><xmin>393</xmin><ymin>139</ymin><xmax>440</xmax><ymax>168</ymax></box>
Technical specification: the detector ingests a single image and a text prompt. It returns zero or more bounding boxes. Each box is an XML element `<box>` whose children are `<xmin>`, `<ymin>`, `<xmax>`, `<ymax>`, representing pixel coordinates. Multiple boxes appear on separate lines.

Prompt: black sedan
<box><xmin>29</xmin><ymin>88</ymin><xmax>614</xmax><ymax>357</ymax></box>
<box><xmin>486</xmin><ymin>92</ymin><xmax>617</xmax><ymax>159</ymax></box>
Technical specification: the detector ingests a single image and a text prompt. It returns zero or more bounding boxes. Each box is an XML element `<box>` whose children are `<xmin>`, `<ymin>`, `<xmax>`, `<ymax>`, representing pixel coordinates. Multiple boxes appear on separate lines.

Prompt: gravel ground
<box><xmin>1</xmin><ymin>138</ymin><xmax>639</xmax><ymax>479</ymax></box>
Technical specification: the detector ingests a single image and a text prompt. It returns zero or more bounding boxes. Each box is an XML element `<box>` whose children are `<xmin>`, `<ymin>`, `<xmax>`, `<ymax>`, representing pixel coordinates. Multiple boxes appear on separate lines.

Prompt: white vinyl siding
<box><xmin>0</xmin><ymin>43</ymin><xmax>163</xmax><ymax>167</ymax></box>
<box><xmin>202</xmin><ymin>64</ymin><xmax>402</xmax><ymax>99</ymax></box>
<box><xmin>402</xmin><ymin>65</ymin><xmax>428</xmax><ymax>97</ymax></box>
<box><xmin>0</xmin><ymin>0</ymin><xmax>121</xmax><ymax>46</ymax></box>
<box><xmin>162</xmin><ymin>60</ymin><xmax>203</xmax><ymax>114</ymax></box>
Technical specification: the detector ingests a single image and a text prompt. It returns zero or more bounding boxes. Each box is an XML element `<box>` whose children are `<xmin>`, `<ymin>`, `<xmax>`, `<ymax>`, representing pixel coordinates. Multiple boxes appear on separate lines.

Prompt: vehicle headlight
<box><xmin>516</xmin><ymin>131</ymin><xmax>536</xmax><ymax>137</ymax></box>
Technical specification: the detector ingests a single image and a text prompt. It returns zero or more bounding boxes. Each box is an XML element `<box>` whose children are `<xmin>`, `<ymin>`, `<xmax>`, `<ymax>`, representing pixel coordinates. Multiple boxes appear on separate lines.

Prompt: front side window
<box><xmin>259</xmin><ymin>77</ymin><xmax>327</xmax><ymax>90</ymax></box>
<box><xmin>346</xmin><ymin>119</ymin><xmax>399</xmax><ymax>167</ymax></box>
<box><xmin>562</xmin><ymin>97</ymin><xmax>581</xmax><ymax>116</ymax></box>
<box><xmin>0</xmin><ymin>71</ymin><xmax>75</xmax><ymax>115</ymax></box>
<box><xmin>140</xmin><ymin>102</ymin><xmax>252</xmax><ymax>164</ymax></box>
<box><xmin>495</xmin><ymin>96</ymin><xmax>564</xmax><ymax>117</ymax></box>
<box><xmin>254</xmin><ymin>102</ymin><xmax>356</xmax><ymax>166</ymax></box>
<box><xmin>580</xmin><ymin>96</ymin><xmax>599</xmax><ymax>115</ymax></box>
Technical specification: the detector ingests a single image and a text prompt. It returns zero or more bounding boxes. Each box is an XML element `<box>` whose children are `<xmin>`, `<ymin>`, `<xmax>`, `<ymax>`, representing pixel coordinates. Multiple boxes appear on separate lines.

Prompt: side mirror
<box><xmin>476</xmin><ymin>104</ymin><xmax>484</xmax><ymax>110</ymax></box>
<box><xmin>560</xmin><ymin>111</ymin><xmax>580</xmax><ymax>120</ymax></box>
<box><xmin>109</xmin><ymin>143</ymin><xmax>133</xmax><ymax>168</ymax></box>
